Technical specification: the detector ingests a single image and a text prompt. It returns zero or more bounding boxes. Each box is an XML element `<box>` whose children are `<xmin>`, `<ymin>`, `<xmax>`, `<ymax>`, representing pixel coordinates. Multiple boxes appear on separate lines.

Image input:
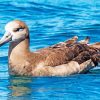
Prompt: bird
<box><xmin>80</xmin><ymin>36</ymin><xmax>90</xmax><ymax>44</ymax></box>
<box><xmin>0</xmin><ymin>20</ymin><xmax>100</xmax><ymax>76</ymax></box>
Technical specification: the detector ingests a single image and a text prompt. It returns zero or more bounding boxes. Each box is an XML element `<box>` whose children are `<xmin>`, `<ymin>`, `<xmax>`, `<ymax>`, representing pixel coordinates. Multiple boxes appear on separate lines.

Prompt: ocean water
<box><xmin>0</xmin><ymin>0</ymin><xmax>100</xmax><ymax>100</ymax></box>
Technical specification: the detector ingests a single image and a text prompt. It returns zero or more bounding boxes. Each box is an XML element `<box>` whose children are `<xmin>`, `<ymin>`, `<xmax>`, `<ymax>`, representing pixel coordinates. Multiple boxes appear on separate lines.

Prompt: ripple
<box><xmin>0</xmin><ymin>0</ymin><xmax>100</xmax><ymax>100</ymax></box>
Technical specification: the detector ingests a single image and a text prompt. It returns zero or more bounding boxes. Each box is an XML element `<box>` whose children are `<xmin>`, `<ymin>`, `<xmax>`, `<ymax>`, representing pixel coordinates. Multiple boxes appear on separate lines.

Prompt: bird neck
<box><xmin>8</xmin><ymin>37</ymin><xmax>30</xmax><ymax>59</ymax></box>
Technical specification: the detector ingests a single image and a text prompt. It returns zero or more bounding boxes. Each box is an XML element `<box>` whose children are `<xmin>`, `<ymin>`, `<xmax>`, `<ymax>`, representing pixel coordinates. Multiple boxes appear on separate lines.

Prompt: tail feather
<box><xmin>51</xmin><ymin>36</ymin><xmax>78</xmax><ymax>48</ymax></box>
<box><xmin>64</xmin><ymin>36</ymin><xmax>78</xmax><ymax>46</ymax></box>
<box><xmin>80</xmin><ymin>36</ymin><xmax>90</xmax><ymax>44</ymax></box>
<box><xmin>65</xmin><ymin>36</ymin><xmax>78</xmax><ymax>43</ymax></box>
<box><xmin>89</xmin><ymin>42</ymin><xmax>100</xmax><ymax>49</ymax></box>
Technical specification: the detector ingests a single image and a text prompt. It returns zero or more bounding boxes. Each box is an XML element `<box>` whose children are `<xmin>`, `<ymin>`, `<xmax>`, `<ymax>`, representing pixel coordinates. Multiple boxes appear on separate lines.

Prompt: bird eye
<box><xmin>6</xmin><ymin>35</ymin><xmax>9</xmax><ymax>38</ymax></box>
<box><xmin>13</xmin><ymin>27</ymin><xmax>24</xmax><ymax>32</ymax></box>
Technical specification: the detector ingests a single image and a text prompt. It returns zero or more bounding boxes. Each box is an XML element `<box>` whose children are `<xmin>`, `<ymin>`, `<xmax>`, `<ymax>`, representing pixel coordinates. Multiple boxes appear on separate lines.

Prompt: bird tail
<box><xmin>89</xmin><ymin>42</ymin><xmax>100</xmax><ymax>49</ymax></box>
<box><xmin>80</xmin><ymin>36</ymin><xmax>90</xmax><ymax>44</ymax></box>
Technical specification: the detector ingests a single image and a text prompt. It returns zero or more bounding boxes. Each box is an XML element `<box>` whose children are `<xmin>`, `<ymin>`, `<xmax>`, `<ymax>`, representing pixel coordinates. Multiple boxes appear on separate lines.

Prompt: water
<box><xmin>0</xmin><ymin>0</ymin><xmax>100</xmax><ymax>100</ymax></box>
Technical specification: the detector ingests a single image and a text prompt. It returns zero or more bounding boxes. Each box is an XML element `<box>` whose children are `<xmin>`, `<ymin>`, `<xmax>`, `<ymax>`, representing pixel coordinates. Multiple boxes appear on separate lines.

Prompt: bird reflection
<box><xmin>8</xmin><ymin>75</ymin><xmax>32</xmax><ymax>99</ymax></box>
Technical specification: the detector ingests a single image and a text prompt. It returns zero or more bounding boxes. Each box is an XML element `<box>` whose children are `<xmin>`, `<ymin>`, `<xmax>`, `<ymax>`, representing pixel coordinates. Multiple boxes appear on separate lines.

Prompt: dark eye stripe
<box><xmin>13</xmin><ymin>27</ymin><xmax>24</xmax><ymax>32</ymax></box>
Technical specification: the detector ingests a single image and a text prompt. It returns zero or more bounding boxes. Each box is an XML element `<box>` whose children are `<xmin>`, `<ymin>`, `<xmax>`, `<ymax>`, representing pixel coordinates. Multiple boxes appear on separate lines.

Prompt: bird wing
<box><xmin>36</xmin><ymin>36</ymin><xmax>100</xmax><ymax>67</ymax></box>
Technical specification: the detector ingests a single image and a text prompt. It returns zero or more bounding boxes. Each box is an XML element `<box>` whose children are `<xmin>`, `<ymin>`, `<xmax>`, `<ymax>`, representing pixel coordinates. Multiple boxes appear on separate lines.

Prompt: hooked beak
<box><xmin>0</xmin><ymin>32</ymin><xmax>12</xmax><ymax>47</ymax></box>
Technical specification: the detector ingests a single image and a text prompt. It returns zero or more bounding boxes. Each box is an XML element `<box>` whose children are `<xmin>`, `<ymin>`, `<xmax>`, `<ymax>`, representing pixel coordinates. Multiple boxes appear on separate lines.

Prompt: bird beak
<box><xmin>0</xmin><ymin>32</ymin><xmax>12</xmax><ymax>47</ymax></box>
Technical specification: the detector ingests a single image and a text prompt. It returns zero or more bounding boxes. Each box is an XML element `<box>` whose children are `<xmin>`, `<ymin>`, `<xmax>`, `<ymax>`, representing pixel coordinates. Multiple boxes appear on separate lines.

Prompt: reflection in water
<box><xmin>7</xmin><ymin>75</ymin><xmax>100</xmax><ymax>100</ymax></box>
<box><xmin>8</xmin><ymin>76</ymin><xmax>32</xmax><ymax>99</ymax></box>
<box><xmin>0</xmin><ymin>0</ymin><xmax>100</xmax><ymax>100</ymax></box>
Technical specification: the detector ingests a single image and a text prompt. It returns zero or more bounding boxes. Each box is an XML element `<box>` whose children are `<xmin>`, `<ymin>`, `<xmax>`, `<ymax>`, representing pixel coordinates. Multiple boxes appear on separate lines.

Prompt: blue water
<box><xmin>0</xmin><ymin>0</ymin><xmax>100</xmax><ymax>100</ymax></box>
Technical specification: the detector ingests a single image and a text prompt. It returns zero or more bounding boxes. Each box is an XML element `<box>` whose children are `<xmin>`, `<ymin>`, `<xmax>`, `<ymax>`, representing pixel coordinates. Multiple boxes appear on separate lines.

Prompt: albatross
<box><xmin>0</xmin><ymin>20</ymin><xmax>100</xmax><ymax>76</ymax></box>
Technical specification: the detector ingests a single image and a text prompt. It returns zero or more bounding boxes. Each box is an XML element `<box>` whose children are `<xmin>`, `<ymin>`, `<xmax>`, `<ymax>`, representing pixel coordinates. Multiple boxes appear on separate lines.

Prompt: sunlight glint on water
<box><xmin>0</xmin><ymin>0</ymin><xmax>100</xmax><ymax>100</ymax></box>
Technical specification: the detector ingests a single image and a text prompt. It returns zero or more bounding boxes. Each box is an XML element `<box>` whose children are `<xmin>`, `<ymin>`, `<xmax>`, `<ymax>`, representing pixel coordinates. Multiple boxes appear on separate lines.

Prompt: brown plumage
<box><xmin>89</xmin><ymin>42</ymin><xmax>100</xmax><ymax>49</ymax></box>
<box><xmin>0</xmin><ymin>20</ymin><xmax>100</xmax><ymax>76</ymax></box>
<box><xmin>80</xmin><ymin>36</ymin><xmax>90</xmax><ymax>44</ymax></box>
<box><xmin>51</xmin><ymin>36</ymin><xmax>78</xmax><ymax>48</ymax></box>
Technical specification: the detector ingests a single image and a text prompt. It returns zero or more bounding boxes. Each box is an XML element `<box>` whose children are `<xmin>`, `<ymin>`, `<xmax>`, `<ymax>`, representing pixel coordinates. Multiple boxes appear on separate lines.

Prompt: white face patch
<box><xmin>5</xmin><ymin>21</ymin><xmax>19</xmax><ymax>34</ymax></box>
<box><xmin>0</xmin><ymin>20</ymin><xmax>28</xmax><ymax>46</ymax></box>
<box><xmin>18</xmin><ymin>28</ymin><xmax>24</xmax><ymax>32</ymax></box>
<box><xmin>4</xmin><ymin>21</ymin><xmax>27</xmax><ymax>42</ymax></box>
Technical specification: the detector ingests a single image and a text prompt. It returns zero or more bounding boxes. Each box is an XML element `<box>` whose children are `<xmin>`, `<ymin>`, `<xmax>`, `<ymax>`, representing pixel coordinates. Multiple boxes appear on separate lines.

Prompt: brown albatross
<box><xmin>0</xmin><ymin>20</ymin><xmax>100</xmax><ymax>76</ymax></box>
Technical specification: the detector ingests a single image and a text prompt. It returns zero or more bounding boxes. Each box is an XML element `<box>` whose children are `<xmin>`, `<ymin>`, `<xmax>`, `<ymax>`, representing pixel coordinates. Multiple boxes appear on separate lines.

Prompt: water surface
<box><xmin>0</xmin><ymin>0</ymin><xmax>100</xmax><ymax>100</ymax></box>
